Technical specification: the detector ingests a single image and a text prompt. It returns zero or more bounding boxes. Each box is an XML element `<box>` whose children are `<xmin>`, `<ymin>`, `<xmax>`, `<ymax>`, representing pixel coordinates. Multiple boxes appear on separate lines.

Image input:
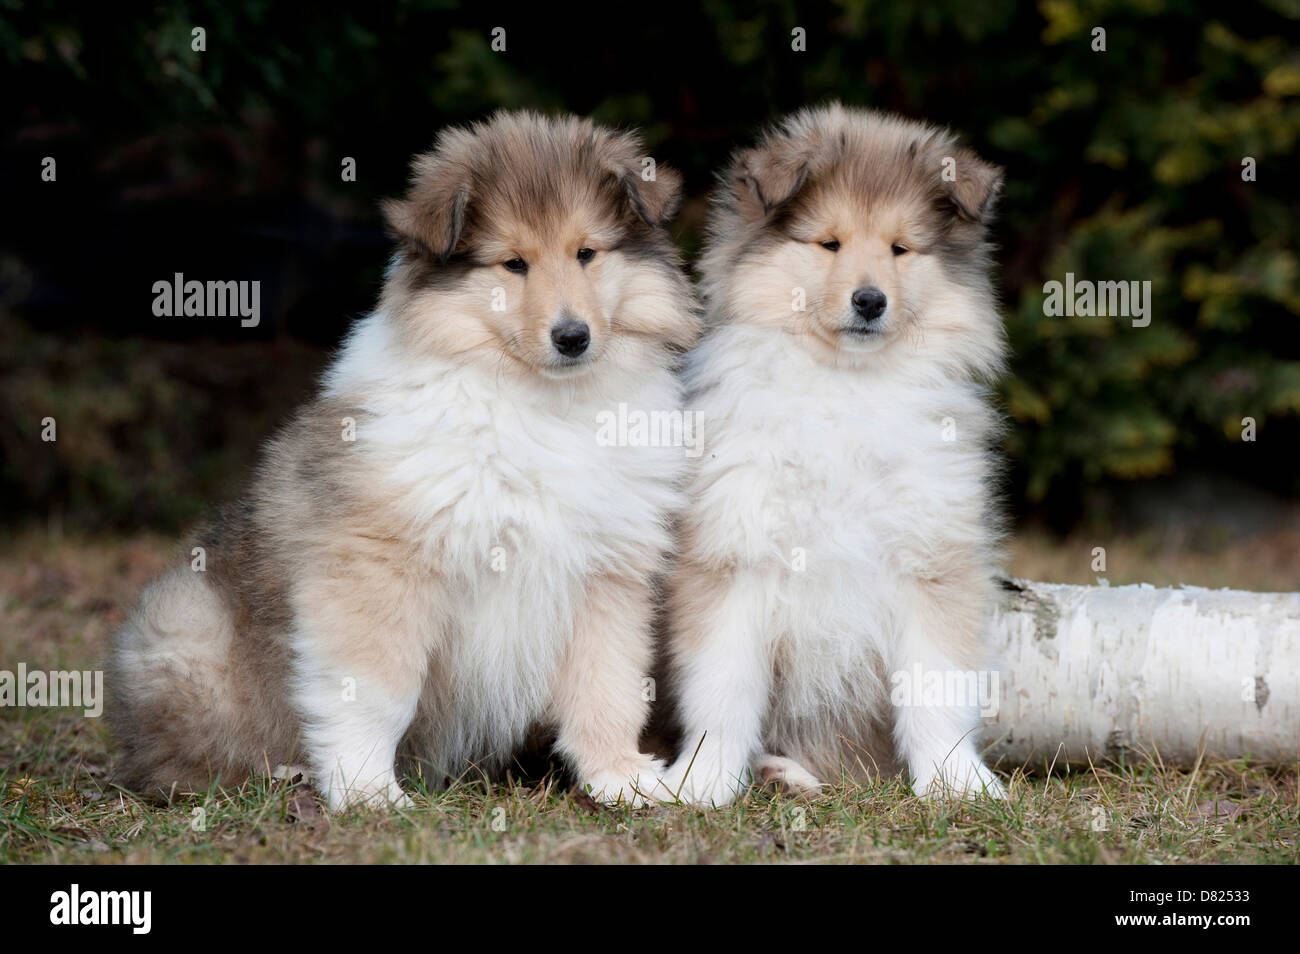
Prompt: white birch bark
<box><xmin>983</xmin><ymin>581</ymin><xmax>1300</xmax><ymax>766</ymax></box>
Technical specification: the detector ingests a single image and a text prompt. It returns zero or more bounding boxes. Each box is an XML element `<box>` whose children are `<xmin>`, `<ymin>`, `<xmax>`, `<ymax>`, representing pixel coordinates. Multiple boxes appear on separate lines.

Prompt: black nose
<box><xmin>550</xmin><ymin>319</ymin><xmax>590</xmax><ymax>357</ymax></box>
<box><xmin>851</xmin><ymin>287</ymin><xmax>887</xmax><ymax>322</ymax></box>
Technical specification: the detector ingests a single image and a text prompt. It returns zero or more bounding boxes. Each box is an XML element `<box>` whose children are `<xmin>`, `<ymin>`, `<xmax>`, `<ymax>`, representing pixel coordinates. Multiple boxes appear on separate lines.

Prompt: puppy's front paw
<box><xmin>653</xmin><ymin>757</ymin><xmax>748</xmax><ymax>807</ymax></box>
<box><xmin>912</xmin><ymin>758</ymin><xmax>1005</xmax><ymax>800</ymax></box>
<box><xmin>580</xmin><ymin>758</ymin><xmax>667</xmax><ymax>809</ymax></box>
<box><xmin>320</xmin><ymin>772</ymin><xmax>413</xmax><ymax>812</ymax></box>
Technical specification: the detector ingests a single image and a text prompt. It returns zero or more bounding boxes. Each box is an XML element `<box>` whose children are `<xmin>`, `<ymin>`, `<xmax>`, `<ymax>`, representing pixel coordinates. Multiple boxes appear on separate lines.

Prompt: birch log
<box><xmin>982</xmin><ymin>581</ymin><xmax>1300</xmax><ymax>767</ymax></box>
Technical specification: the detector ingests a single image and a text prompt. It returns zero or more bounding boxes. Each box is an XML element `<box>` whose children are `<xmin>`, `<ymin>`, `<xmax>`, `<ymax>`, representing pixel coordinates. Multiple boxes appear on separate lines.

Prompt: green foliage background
<box><xmin>2</xmin><ymin>0</ymin><xmax>1298</xmax><ymax>529</ymax></box>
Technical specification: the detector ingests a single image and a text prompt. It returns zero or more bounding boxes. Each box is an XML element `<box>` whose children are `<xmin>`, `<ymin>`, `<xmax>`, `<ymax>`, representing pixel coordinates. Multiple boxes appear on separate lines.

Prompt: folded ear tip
<box><xmin>620</xmin><ymin>164</ymin><xmax>685</xmax><ymax>228</ymax></box>
<box><xmin>733</xmin><ymin>146</ymin><xmax>761</xmax><ymax>179</ymax></box>
<box><xmin>379</xmin><ymin>198</ymin><xmax>409</xmax><ymax>235</ymax></box>
<box><xmin>979</xmin><ymin>157</ymin><xmax>1005</xmax><ymax>187</ymax></box>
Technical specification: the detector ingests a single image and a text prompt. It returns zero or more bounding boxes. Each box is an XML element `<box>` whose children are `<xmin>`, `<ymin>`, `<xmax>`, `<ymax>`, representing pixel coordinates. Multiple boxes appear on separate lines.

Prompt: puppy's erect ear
<box><xmin>600</xmin><ymin>132</ymin><xmax>684</xmax><ymax>228</ymax></box>
<box><xmin>732</xmin><ymin>140</ymin><xmax>810</xmax><ymax>218</ymax></box>
<box><xmin>618</xmin><ymin>163</ymin><xmax>684</xmax><ymax>228</ymax></box>
<box><xmin>940</xmin><ymin>147</ymin><xmax>1003</xmax><ymax>225</ymax></box>
<box><xmin>382</xmin><ymin>133</ymin><xmax>474</xmax><ymax>263</ymax></box>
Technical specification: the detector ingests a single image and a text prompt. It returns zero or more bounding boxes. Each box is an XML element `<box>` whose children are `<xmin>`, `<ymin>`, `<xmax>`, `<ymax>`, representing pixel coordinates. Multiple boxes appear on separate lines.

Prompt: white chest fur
<box><xmin>323</xmin><ymin>314</ymin><xmax>686</xmax><ymax>763</ymax></box>
<box><xmin>683</xmin><ymin>325</ymin><xmax>995</xmax><ymax>663</ymax></box>
<box><xmin>687</xmin><ymin>327</ymin><xmax>993</xmax><ymax>563</ymax></box>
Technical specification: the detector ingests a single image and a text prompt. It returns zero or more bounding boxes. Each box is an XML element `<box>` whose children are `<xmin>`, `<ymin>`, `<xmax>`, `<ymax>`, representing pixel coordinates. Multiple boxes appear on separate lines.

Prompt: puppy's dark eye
<box><xmin>820</xmin><ymin>240</ymin><xmax>840</xmax><ymax>252</ymax></box>
<box><xmin>891</xmin><ymin>244</ymin><xmax>910</xmax><ymax>256</ymax></box>
<box><xmin>576</xmin><ymin>247</ymin><xmax>596</xmax><ymax>264</ymax></box>
<box><xmin>503</xmin><ymin>258</ymin><xmax>528</xmax><ymax>273</ymax></box>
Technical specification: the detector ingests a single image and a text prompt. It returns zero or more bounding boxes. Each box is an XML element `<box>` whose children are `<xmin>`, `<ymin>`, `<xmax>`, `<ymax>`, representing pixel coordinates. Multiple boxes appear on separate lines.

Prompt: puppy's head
<box><xmin>704</xmin><ymin>103</ymin><xmax>1005</xmax><ymax>378</ymax></box>
<box><xmin>381</xmin><ymin>111</ymin><xmax>697</xmax><ymax>379</ymax></box>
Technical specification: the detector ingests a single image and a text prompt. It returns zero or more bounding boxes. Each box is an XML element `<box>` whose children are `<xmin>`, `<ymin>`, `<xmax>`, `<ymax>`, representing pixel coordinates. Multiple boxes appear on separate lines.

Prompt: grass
<box><xmin>4</xmin><ymin>736</ymin><xmax>1297</xmax><ymax>863</ymax></box>
<box><xmin>1008</xmin><ymin>524</ymin><xmax>1300</xmax><ymax>593</ymax></box>
<box><xmin>2</xmin><ymin>529</ymin><xmax>1298</xmax><ymax>864</ymax></box>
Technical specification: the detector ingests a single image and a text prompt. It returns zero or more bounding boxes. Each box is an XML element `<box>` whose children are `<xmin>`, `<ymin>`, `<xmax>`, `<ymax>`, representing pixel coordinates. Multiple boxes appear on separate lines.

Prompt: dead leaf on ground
<box><xmin>1193</xmin><ymin>799</ymin><xmax>1244</xmax><ymax>822</ymax></box>
<box><xmin>287</xmin><ymin>788</ymin><xmax>328</xmax><ymax>830</ymax></box>
<box><xmin>571</xmin><ymin>790</ymin><xmax>608</xmax><ymax>815</ymax></box>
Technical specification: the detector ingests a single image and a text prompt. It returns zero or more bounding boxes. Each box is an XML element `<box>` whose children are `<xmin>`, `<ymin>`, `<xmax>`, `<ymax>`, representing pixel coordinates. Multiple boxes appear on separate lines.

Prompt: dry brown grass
<box><xmin>1008</xmin><ymin>524</ymin><xmax>1300</xmax><ymax>592</ymax></box>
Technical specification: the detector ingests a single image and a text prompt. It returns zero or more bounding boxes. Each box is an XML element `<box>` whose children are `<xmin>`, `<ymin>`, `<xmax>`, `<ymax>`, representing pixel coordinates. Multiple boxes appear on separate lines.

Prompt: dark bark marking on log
<box><xmin>998</xmin><ymin>578</ymin><xmax>1061</xmax><ymax>643</ymax></box>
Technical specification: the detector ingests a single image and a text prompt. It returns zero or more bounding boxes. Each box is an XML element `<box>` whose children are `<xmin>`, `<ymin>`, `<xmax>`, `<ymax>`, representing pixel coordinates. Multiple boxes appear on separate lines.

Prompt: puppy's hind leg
<box><xmin>754</xmin><ymin>753</ymin><xmax>823</xmax><ymax>797</ymax></box>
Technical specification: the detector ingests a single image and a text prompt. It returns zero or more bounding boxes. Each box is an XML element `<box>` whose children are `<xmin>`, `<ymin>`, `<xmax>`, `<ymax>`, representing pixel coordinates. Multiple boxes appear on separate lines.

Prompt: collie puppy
<box><xmin>657</xmin><ymin>104</ymin><xmax>1007</xmax><ymax>805</ymax></box>
<box><xmin>109</xmin><ymin>112</ymin><xmax>699</xmax><ymax>809</ymax></box>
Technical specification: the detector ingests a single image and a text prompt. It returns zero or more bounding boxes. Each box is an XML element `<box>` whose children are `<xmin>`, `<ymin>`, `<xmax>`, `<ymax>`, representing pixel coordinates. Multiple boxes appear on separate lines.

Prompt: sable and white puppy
<box><xmin>657</xmin><ymin>104</ymin><xmax>1007</xmax><ymax>805</ymax></box>
<box><xmin>109</xmin><ymin>112</ymin><xmax>699</xmax><ymax>810</ymax></box>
